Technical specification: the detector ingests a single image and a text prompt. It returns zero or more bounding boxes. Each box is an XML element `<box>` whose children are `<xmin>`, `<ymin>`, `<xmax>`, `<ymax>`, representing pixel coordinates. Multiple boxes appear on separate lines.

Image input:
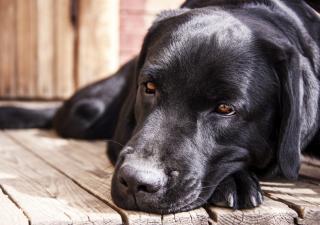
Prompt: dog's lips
<box><xmin>133</xmin><ymin>189</ymin><xmax>203</xmax><ymax>214</ymax></box>
<box><xmin>111</xmin><ymin>171</ymin><xmax>214</xmax><ymax>213</ymax></box>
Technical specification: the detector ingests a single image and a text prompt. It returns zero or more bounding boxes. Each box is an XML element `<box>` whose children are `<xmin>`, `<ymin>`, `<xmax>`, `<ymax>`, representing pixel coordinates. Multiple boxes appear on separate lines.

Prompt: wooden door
<box><xmin>0</xmin><ymin>0</ymin><xmax>119</xmax><ymax>99</ymax></box>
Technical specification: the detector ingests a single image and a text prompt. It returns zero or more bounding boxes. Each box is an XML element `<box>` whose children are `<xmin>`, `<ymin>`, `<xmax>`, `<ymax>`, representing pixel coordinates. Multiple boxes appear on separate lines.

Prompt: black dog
<box><xmin>0</xmin><ymin>0</ymin><xmax>319</xmax><ymax>213</ymax></box>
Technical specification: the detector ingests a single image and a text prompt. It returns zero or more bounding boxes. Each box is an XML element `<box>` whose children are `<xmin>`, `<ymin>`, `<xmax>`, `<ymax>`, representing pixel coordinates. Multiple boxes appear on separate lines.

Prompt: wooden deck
<box><xmin>0</xmin><ymin>129</ymin><xmax>319</xmax><ymax>225</ymax></box>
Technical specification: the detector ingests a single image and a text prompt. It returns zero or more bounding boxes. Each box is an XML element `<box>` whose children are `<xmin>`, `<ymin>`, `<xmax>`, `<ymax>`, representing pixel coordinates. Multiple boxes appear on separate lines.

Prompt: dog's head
<box><xmin>111</xmin><ymin>8</ymin><xmax>318</xmax><ymax>213</ymax></box>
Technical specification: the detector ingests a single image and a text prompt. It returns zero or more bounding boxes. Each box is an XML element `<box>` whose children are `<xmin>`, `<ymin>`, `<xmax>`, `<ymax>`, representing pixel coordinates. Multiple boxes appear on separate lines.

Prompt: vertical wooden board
<box><xmin>262</xmin><ymin>180</ymin><xmax>320</xmax><ymax>225</ymax></box>
<box><xmin>16</xmin><ymin>0</ymin><xmax>37</xmax><ymax>98</ymax></box>
<box><xmin>207</xmin><ymin>197</ymin><xmax>297</xmax><ymax>225</ymax></box>
<box><xmin>7</xmin><ymin>129</ymin><xmax>211</xmax><ymax>225</ymax></box>
<box><xmin>143</xmin><ymin>0</ymin><xmax>185</xmax><ymax>29</ymax></box>
<box><xmin>36</xmin><ymin>0</ymin><xmax>54</xmax><ymax>98</ymax></box>
<box><xmin>0</xmin><ymin>189</ymin><xmax>29</xmax><ymax>225</ymax></box>
<box><xmin>54</xmin><ymin>0</ymin><xmax>75</xmax><ymax>98</ymax></box>
<box><xmin>0</xmin><ymin>0</ymin><xmax>17</xmax><ymax>98</ymax></box>
<box><xmin>0</xmin><ymin>131</ymin><xmax>122</xmax><ymax>225</ymax></box>
<box><xmin>145</xmin><ymin>0</ymin><xmax>184</xmax><ymax>13</ymax></box>
<box><xmin>76</xmin><ymin>0</ymin><xmax>119</xmax><ymax>88</ymax></box>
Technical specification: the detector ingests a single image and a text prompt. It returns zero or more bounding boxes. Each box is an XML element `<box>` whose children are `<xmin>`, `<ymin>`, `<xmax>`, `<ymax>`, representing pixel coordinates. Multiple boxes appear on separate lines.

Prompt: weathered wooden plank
<box><xmin>7</xmin><ymin>129</ymin><xmax>161</xmax><ymax>225</ymax></box>
<box><xmin>300</xmin><ymin>163</ymin><xmax>320</xmax><ymax>180</ymax></box>
<box><xmin>0</xmin><ymin>0</ymin><xmax>16</xmax><ymax>98</ymax></box>
<box><xmin>0</xmin><ymin>188</ymin><xmax>29</xmax><ymax>225</ymax></box>
<box><xmin>0</xmin><ymin>100</ymin><xmax>61</xmax><ymax>108</ymax></box>
<box><xmin>162</xmin><ymin>208</ymin><xmax>209</xmax><ymax>225</ymax></box>
<box><xmin>207</xmin><ymin>196</ymin><xmax>297</xmax><ymax>225</ymax></box>
<box><xmin>76</xmin><ymin>0</ymin><xmax>119</xmax><ymax>89</ymax></box>
<box><xmin>0</xmin><ymin>131</ymin><xmax>122</xmax><ymax>225</ymax></box>
<box><xmin>53</xmin><ymin>0</ymin><xmax>75</xmax><ymax>98</ymax></box>
<box><xmin>7</xmin><ymin>129</ymin><xmax>210</xmax><ymax>225</ymax></box>
<box><xmin>262</xmin><ymin>180</ymin><xmax>320</xmax><ymax>225</ymax></box>
<box><xmin>302</xmin><ymin>156</ymin><xmax>320</xmax><ymax>168</ymax></box>
<box><xmin>16</xmin><ymin>0</ymin><xmax>37</xmax><ymax>97</ymax></box>
<box><xmin>36</xmin><ymin>0</ymin><xmax>55</xmax><ymax>98</ymax></box>
<box><xmin>300</xmin><ymin>156</ymin><xmax>320</xmax><ymax>181</ymax></box>
<box><xmin>62</xmin><ymin>134</ymin><xmax>210</xmax><ymax>225</ymax></box>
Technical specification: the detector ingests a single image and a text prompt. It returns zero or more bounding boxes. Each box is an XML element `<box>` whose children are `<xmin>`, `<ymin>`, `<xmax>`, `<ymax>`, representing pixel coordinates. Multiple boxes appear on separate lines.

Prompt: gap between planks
<box><xmin>5</xmin><ymin>129</ymin><xmax>319</xmax><ymax>225</ymax></box>
<box><xmin>0</xmin><ymin>187</ymin><xmax>29</xmax><ymax>225</ymax></box>
<box><xmin>5</xmin><ymin>129</ymin><xmax>210</xmax><ymax>225</ymax></box>
<box><xmin>0</xmin><ymin>131</ymin><xmax>122</xmax><ymax>225</ymax></box>
<box><xmin>262</xmin><ymin>179</ymin><xmax>320</xmax><ymax>225</ymax></box>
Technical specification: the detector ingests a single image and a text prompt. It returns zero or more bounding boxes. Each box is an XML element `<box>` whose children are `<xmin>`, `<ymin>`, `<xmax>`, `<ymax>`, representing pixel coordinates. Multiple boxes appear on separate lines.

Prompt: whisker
<box><xmin>188</xmin><ymin>196</ymin><xmax>208</xmax><ymax>208</ymax></box>
<box><xmin>199</xmin><ymin>184</ymin><xmax>217</xmax><ymax>189</ymax></box>
<box><xmin>197</xmin><ymin>196</ymin><xmax>208</xmax><ymax>204</ymax></box>
<box><xmin>193</xmin><ymin>185</ymin><xmax>218</xmax><ymax>192</ymax></box>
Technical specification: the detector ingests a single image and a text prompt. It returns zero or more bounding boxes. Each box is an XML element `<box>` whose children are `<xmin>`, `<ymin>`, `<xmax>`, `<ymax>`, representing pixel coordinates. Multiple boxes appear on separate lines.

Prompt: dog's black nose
<box><xmin>118</xmin><ymin>165</ymin><xmax>165</xmax><ymax>194</ymax></box>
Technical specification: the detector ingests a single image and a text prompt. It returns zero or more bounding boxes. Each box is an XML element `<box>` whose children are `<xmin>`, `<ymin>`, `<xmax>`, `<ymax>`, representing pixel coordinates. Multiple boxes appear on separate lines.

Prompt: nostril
<box><xmin>137</xmin><ymin>185</ymin><xmax>148</xmax><ymax>193</ymax></box>
<box><xmin>137</xmin><ymin>183</ymin><xmax>160</xmax><ymax>193</ymax></box>
<box><xmin>118</xmin><ymin>165</ymin><xmax>166</xmax><ymax>194</ymax></box>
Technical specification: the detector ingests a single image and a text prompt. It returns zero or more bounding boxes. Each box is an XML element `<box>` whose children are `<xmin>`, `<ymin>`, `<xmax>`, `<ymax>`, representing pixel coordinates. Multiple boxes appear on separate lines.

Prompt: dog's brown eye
<box><xmin>216</xmin><ymin>104</ymin><xmax>235</xmax><ymax>115</ymax></box>
<box><xmin>145</xmin><ymin>82</ymin><xmax>156</xmax><ymax>94</ymax></box>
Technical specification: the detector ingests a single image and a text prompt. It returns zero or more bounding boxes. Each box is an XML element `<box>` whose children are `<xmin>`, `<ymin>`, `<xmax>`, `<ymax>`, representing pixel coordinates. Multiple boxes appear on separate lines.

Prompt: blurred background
<box><xmin>0</xmin><ymin>0</ymin><xmax>184</xmax><ymax>100</ymax></box>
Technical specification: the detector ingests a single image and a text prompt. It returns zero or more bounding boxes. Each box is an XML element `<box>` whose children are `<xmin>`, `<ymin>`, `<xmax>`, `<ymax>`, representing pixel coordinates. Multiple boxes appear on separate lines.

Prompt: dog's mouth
<box><xmin>136</xmin><ymin>193</ymin><xmax>205</xmax><ymax>214</ymax></box>
<box><xmin>115</xmin><ymin>188</ymin><xmax>207</xmax><ymax>214</ymax></box>
<box><xmin>111</xmin><ymin>143</ymin><xmax>249</xmax><ymax>213</ymax></box>
<box><xmin>111</xmin><ymin>170</ymin><xmax>215</xmax><ymax>214</ymax></box>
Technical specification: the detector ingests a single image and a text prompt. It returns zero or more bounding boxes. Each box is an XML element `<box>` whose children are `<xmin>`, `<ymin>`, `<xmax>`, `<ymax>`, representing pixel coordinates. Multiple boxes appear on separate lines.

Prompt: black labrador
<box><xmin>0</xmin><ymin>0</ymin><xmax>319</xmax><ymax>213</ymax></box>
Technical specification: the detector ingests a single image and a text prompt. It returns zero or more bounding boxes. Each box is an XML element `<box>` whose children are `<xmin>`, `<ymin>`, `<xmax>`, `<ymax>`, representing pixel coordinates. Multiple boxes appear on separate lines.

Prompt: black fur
<box><xmin>0</xmin><ymin>0</ymin><xmax>319</xmax><ymax>214</ymax></box>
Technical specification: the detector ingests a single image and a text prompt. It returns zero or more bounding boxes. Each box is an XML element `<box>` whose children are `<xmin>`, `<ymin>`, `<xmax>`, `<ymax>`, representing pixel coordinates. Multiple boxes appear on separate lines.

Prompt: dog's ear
<box><xmin>274</xmin><ymin>46</ymin><xmax>302</xmax><ymax>180</ymax></box>
<box><xmin>107</xmin><ymin>59</ymin><xmax>138</xmax><ymax>165</ymax></box>
<box><xmin>261</xmin><ymin>37</ymin><xmax>318</xmax><ymax>180</ymax></box>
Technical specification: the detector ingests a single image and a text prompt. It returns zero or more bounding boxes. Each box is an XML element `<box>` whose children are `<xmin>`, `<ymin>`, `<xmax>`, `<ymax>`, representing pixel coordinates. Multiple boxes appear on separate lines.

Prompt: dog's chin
<box><xmin>113</xmin><ymin>193</ymin><xmax>206</xmax><ymax>214</ymax></box>
<box><xmin>111</xmin><ymin>178</ymin><xmax>208</xmax><ymax>214</ymax></box>
<box><xmin>136</xmin><ymin>191</ymin><xmax>205</xmax><ymax>214</ymax></box>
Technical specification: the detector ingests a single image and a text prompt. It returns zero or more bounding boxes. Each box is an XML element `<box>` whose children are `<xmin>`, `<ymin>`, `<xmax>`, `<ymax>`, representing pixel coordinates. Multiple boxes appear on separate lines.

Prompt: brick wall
<box><xmin>119</xmin><ymin>0</ymin><xmax>184</xmax><ymax>64</ymax></box>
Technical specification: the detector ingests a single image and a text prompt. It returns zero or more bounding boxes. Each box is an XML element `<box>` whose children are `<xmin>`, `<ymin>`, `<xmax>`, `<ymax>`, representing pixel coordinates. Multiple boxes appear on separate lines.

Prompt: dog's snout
<box><xmin>118</xmin><ymin>165</ymin><xmax>165</xmax><ymax>194</ymax></box>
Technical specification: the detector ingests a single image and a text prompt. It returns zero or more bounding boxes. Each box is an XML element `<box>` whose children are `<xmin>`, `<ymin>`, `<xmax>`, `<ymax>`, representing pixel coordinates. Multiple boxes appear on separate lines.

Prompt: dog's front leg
<box><xmin>209</xmin><ymin>170</ymin><xmax>263</xmax><ymax>209</ymax></box>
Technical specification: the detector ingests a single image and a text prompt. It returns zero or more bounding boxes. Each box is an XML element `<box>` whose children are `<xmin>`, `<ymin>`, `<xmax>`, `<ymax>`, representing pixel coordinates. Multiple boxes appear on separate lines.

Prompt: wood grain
<box><xmin>7</xmin><ymin>129</ymin><xmax>210</xmax><ymax>225</ymax></box>
<box><xmin>36</xmin><ymin>0</ymin><xmax>54</xmax><ymax>98</ymax></box>
<box><xmin>300</xmin><ymin>163</ymin><xmax>320</xmax><ymax>180</ymax></box>
<box><xmin>162</xmin><ymin>208</ymin><xmax>210</xmax><ymax>225</ymax></box>
<box><xmin>16</xmin><ymin>0</ymin><xmax>37</xmax><ymax>97</ymax></box>
<box><xmin>207</xmin><ymin>196</ymin><xmax>297</xmax><ymax>225</ymax></box>
<box><xmin>302</xmin><ymin>156</ymin><xmax>320</xmax><ymax>167</ymax></box>
<box><xmin>0</xmin><ymin>100</ymin><xmax>61</xmax><ymax>108</ymax></box>
<box><xmin>0</xmin><ymin>0</ymin><xmax>17</xmax><ymax>98</ymax></box>
<box><xmin>76</xmin><ymin>0</ymin><xmax>119</xmax><ymax>89</ymax></box>
<box><xmin>262</xmin><ymin>180</ymin><xmax>320</xmax><ymax>225</ymax></box>
<box><xmin>53</xmin><ymin>0</ymin><xmax>75</xmax><ymax>98</ymax></box>
<box><xmin>0</xmin><ymin>188</ymin><xmax>29</xmax><ymax>225</ymax></box>
<box><xmin>145</xmin><ymin>0</ymin><xmax>184</xmax><ymax>14</ymax></box>
<box><xmin>0</xmin><ymin>131</ymin><xmax>122</xmax><ymax>225</ymax></box>
<box><xmin>3</xmin><ymin>127</ymin><xmax>320</xmax><ymax>225</ymax></box>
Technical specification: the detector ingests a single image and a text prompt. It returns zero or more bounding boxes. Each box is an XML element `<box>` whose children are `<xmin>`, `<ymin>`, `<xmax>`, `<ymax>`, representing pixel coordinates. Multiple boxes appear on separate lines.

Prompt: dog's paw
<box><xmin>209</xmin><ymin>170</ymin><xmax>263</xmax><ymax>209</ymax></box>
